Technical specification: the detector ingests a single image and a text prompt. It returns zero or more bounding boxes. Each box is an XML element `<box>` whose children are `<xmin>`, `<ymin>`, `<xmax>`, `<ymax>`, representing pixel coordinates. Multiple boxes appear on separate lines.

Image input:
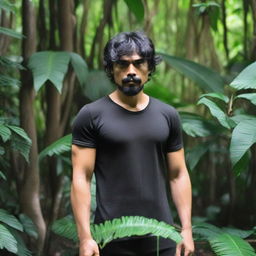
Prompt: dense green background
<box><xmin>1</xmin><ymin>0</ymin><xmax>256</xmax><ymax>255</ymax></box>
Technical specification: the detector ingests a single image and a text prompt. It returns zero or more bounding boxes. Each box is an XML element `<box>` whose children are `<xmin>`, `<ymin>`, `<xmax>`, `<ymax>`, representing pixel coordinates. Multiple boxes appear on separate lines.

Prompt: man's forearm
<box><xmin>71</xmin><ymin>177</ymin><xmax>92</xmax><ymax>241</ymax></box>
<box><xmin>169</xmin><ymin>170</ymin><xmax>192</xmax><ymax>229</ymax></box>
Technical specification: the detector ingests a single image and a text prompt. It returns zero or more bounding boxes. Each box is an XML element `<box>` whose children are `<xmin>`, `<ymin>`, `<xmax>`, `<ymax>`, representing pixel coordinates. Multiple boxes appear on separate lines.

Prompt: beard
<box><xmin>117</xmin><ymin>76</ymin><xmax>143</xmax><ymax>96</ymax></box>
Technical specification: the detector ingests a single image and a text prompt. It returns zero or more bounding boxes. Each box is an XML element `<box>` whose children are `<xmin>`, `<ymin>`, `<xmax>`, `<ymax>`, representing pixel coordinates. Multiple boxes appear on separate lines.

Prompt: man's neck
<box><xmin>109</xmin><ymin>89</ymin><xmax>149</xmax><ymax>111</ymax></box>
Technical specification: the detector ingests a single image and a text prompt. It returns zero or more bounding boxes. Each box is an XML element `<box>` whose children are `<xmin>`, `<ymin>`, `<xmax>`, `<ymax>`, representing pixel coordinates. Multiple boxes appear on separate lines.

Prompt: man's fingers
<box><xmin>184</xmin><ymin>247</ymin><xmax>194</xmax><ymax>256</ymax></box>
<box><xmin>175</xmin><ymin>243</ymin><xmax>182</xmax><ymax>256</ymax></box>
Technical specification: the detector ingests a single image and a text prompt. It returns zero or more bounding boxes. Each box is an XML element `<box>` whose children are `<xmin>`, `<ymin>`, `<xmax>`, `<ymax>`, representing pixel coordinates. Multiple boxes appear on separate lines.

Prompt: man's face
<box><xmin>112</xmin><ymin>53</ymin><xmax>150</xmax><ymax>90</ymax></box>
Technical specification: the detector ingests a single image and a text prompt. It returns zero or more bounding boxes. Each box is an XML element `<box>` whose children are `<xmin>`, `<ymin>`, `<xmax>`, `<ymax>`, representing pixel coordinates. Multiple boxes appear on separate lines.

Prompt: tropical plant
<box><xmin>193</xmin><ymin>221</ymin><xmax>256</xmax><ymax>256</ymax></box>
<box><xmin>160</xmin><ymin>52</ymin><xmax>256</xmax><ymax>176</ymax></box>
<box><xmin>52</xmin><ymin>215</ymin><xmax>256</xmax><ymax>256</ymax></box>
<box><xmin>0</xmin><ymin>209</ymin><xmax>38</xmax><ymax>255</ymax></box>
<box><xmin>52</xmin><ymin>215</ymin><xmax>182</xmax><ymax>253</ymax></box>
<box><xmin>28</xmin><ymin>51</ymin><xmax>88</xmax><ymax>93</ymax></box>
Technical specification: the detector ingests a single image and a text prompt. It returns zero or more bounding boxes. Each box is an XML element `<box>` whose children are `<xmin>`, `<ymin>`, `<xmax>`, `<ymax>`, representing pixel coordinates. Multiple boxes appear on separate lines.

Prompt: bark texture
<box><xmin>19</xmin><ymin>0</ymin><xmax>46</xmax><ymax>254</ymax></box>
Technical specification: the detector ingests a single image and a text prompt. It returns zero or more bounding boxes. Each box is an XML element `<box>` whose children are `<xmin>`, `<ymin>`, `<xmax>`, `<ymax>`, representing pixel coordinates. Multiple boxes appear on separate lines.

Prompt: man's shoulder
<box><xmin>150</xmin><ymin>96</ymin><xmax>178</xmax><ymax>114</ymax></box>
<box><xmin>80</xmin><ymin>96</ymin><xmax>109</xmax><ymax>113</ymax></box>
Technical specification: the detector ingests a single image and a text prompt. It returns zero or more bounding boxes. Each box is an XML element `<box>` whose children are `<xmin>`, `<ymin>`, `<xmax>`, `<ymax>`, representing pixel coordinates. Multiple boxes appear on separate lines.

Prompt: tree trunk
<box><xmin>79</xmin><ymin>0</ymin><xmax>90</xmax><ymax>58</ymax></box>
<box><xmin>221</xmin><ymin>0</ymin><xmax>229</xmax><ymax>61</ymax></box>
<box><xmin>44</xmin><ymin>1</ymin><xmax>75</xmax><ymax>253</ymax></box>
<box><xmin>37</xmin><ymin>0</ymin><xmax>48</xmax><ymax>50</ymax></box>
<box><xmin>0</xmin><ymin>10</ymin><xmax>13</xmax><ymax>55</ymax></box>
<box><xmin>250</xmin><ymin>0</ymin><xmax>256</xmax><ymax>60</ymax></box>
<box><xmin>88</xmin><ymin>0</ymin><xmax>114</xmax><ymax>68</ymax></box>
<box><xmin>19</xmin><ymin>0</ymin><xmax>46</xmax><ymax>254</ymax></box>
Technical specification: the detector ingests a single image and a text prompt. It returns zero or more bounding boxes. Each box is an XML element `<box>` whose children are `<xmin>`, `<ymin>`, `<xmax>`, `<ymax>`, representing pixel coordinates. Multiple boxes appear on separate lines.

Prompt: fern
<box><xmin>39</xmin><ymin>134</ymin><xmax>71</xmax><ymax>161</ymax></box>
<box><xmin>0</xmin><ymin>224</ymin><xmax>17</xmax><ymax>253</ymax></box>
<box><xmin>91</xmin><ymin>216</ymin><xmax>182</xmax><ymax>248</ymax></box>
<box><xmin>52</xmin><ymin>215</ymin><xmax>182</xmax><ymax>249</ymax></box>
<box><xmin>0</xmin><ymin>209</ymin><xmax>23</xmax><ymax>232</ymax></box>
<box><xmin>209</xmin><ymin>233</ymin><xmax>256</xmax><ymax>256</ymax></box>
<box><xmin>52</xmin><ymin>215</ymin><xmax>78</xmax><ymax>242</ymax></box>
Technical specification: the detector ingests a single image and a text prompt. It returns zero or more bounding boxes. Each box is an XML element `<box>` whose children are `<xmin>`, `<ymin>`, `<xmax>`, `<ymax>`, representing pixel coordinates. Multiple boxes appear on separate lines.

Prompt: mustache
<box><xmin>122</xmin><ymin>76</ymin><xmax>141</xmax><ymax>85</ymax></box>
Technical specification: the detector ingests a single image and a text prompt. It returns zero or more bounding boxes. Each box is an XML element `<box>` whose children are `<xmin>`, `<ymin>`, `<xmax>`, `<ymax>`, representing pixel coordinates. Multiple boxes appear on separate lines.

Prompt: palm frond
<box><xmin>0</xmin><ymin>124</ymin><xmax>11</xmax><ymax>142</ymax></box>
<box><xmin>9</xmin><ymin>126</ymin><xmax>32</xmax><ymax>163</ymax></box>
<box><xmin>51</xmin><ymin>215</ymin><xmax>78</xmax><ymax>242</ymax></box>
<box><xmin>52</xmin><ymin>215</ymin><xmax>182</xmax><ymax>249</ymax></box>
<box><xmin>8</xmin><ymin>228</ymin><xmax>32</xmax><ymax>256</ymax></box>
<box><xmin>0</xmin><ymin>209</ymin><xmax>23</xmax><ymax>231</ymax></box>
<box><xmin>0</xmin><ymin>223</ymin><xmax>17</xmax><ymax>253</ymax></box>
<box><xmin>209</xmin><ymin>233</ymin><xmax>256</xmax><ymax>256</ymax></box>
<box><xmin>91</xmin><ymin>216</ymin><xmax>182</xmax><ymax>248</ymax></box>
<box><xmin>193</xmin><ymin>222</ymin><xmax>222</xmax><ymax>240</ymax></box>
<box><xmin>221</xmin><ymin>227</ymin><xmax>254</xmax><ymax>239</ymax></box>
<box><xmin>39</xmin><ymin>134</ymin><xmax>71</xmax><ymax>161</ymax></box>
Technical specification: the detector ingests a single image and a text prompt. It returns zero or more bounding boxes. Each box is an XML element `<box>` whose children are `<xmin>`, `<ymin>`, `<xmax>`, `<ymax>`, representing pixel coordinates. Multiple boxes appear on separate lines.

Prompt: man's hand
<box><xmin>176</xmin><ymin>228</ymin><xmax>194</xmax><ymax>256</ymax></box>
<box><xmin>79</xmin><ymin>239</ymin><xmax>100</xmax><ymax>256</ymax></box>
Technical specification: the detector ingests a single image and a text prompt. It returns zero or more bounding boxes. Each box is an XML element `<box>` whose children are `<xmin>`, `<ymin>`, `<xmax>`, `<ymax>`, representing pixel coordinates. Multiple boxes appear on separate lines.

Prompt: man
<box><xmin>71</xmin><ymin>31</ymin><xmax>194</xmax><ymax>256</ymax></box>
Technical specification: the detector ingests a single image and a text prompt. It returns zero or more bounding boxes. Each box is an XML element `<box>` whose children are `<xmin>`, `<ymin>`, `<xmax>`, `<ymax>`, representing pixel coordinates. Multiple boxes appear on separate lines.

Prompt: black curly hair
<box><xmin>103</xmin><ymin>31</ymin><xmax>162</xmax><ymax>82</ymax></box>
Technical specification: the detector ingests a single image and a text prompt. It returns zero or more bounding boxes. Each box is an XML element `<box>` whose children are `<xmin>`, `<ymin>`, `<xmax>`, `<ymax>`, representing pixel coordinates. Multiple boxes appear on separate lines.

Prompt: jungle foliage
<box><xmin>0</xmin><ymin>0</ymin><xmax>256</xmax><ymax>255</ymax></box>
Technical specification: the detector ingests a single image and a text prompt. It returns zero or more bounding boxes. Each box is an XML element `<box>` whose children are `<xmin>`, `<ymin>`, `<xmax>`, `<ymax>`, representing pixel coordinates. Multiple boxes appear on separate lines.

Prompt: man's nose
<box><xmin>127</xmin><ymin>63</ymin><xmax>136</xmax><ymax>76</ymax></box>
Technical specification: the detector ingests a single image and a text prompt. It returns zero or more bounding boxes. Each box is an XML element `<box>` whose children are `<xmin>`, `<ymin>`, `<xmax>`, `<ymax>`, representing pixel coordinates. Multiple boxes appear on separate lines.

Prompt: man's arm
<box><xmin>167</xmin><ymin>148</ymin><xmax>194</xmax><ymax>256</ymax></box>
<box><xmin>71</xmin><ymin>145</ymin><xmax>99</xmax><ymax>256</ymax></box>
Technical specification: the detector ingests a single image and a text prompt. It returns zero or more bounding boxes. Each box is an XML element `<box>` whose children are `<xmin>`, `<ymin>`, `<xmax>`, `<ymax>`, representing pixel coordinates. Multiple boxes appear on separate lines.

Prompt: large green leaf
<box><xmin>200</xmin><ymin>92</ymin><xmax>229</xmax><ymax>103</ymax></box>
<box><xmin>8</xmin><ymin>125</ymin><xmax>32</xmax><ymax>162</ymax></box>
<box><xmin>28</xmin><ymin>51</ymin><xmax>70</xmax><ymax>93</ymax></box>
<box><xmin>7</xmin><ymin>228</ymin><xmax>32</xmax><ymax>256</ymax></box>
<box><xmin>235</xmin><ymin>93</ymin><xmax>256</xmax><ymax>105</ymax></box>
<box><xmin>0</xmin><ymin>27</ymin><xmax>23</xmax><ymax>39</ymax></box>
<box><xmin>209</xmin><ymin>233</ymin><xmax>256</xmax><ymax>256</ymax></box>
<box><xmin>160</xmin><ymin>53</ymin><xmax>224</xmax><ymax>93</ymax></box>
<box><xmin>19</xmin><ymin>214</ymin><xmax>38</xmax><ymax>239</ymax></box>
<box><xmin>221</xmin><ymin>227</ymin><xmax>254</xmax><ymax>239</ymax></box>
<box><xmin>230</xmin><ymin>61</ymin><xmax>256</xmax><ymax>90</ymax></box>
<box><xmin>83</xmin><ymin>70</ymin><xmax>114</xmax><ymax>101</ymax></box>
<box><xmin>69</xmin><ymin>52</ymin><xmax>88</xmax><ymax>86</ymax></box>
<box><xmin>233</xmin><ymin>152</ymin><xmax>250</xmax><ymax>176</ymax></box>
<box><xmin>0</xmin><ymin>209</ymin><xmax>23</xmax><ymax>231</ymax></box>
<box><xmin>51</xmin><ymin>215</ymin><xmax>78</xmax><ymax>242</ymax></box>
<box><xmin>39</xmin><ymin>134</ymin><xmax>71</xmax><ymax>161</ymax></box>
<box><xmin>230</xmin><ymin>119</ymin><xmax>256</xmax><ymax>167</ymax></box>
<box><xmin>91</xmin><ymin>216</ymin><xmax>182</xmax><ymax>249</ymax></box>
<box><xmin>230</xmin><ymin>114</ymin><xmax>256</xmax><ymax>125</ymax></box>
<box><xmin>52</xmin><ymin>216</ymin><xmax>182</xmax><ymax>249</ymax></box>
<box><xmin>192</xmin><ymin>222</ymin><xmax>222</xmax><ymax>240</ymax></box>
<box><xmin>0</xmin><ymin>224</ymin><xmax>17</xmax><ymax>253</ymax></box>
<box><xmin>8</xmin><ymin>125</ymin><xmax>32</xmax><ymax>144</ymax></box>
<box><xmin>0</xmin><ymin>124</ymin><xmax>11</xmax><ymax>142</ymax></box>
<box><xmin>123</xmin><ymin>0</ymin><xmax>144</xmax><ymax>22</ymax></box>
<box><xmin>180</xmin><ymin>112</ymin><xmax>221</xmax><ymax>137</ymax></box>
<box><xmin>198</xmin><ymin>97</ymin><xmax>232</xmax><ymax>129</ymax></box>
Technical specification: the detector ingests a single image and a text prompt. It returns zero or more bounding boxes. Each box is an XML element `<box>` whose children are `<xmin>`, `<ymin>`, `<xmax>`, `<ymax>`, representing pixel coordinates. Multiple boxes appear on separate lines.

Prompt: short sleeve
<box><xmin>166</xmin><ymin>109</ymin><xmax>183</xmax><ymax>152</ymax></box>
<box><xmin>71</xmin><ymin>106</ymin><xmax>97</xmax><ymax>148</ymax></box>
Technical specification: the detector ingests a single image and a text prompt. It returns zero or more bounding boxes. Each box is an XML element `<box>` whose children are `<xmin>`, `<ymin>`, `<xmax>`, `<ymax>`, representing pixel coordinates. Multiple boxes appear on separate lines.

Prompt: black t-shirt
<box><xmin>72</xmin><ymin>95</ymin><xmax>183</xmax><ymax>247</ymax></box>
